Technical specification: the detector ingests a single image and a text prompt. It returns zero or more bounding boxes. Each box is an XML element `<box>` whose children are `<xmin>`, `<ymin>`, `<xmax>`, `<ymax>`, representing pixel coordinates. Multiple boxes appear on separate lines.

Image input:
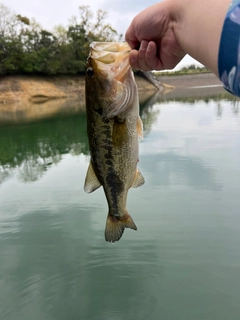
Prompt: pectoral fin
<box><xmin>131</xmin><ymin>168</ymin><xmax>145</xmax><ymax>188</ymax></box>
<box><xmin>84</xmin><ymin>161</ymin><xmax>101</xmax><ymax>193</ymax></box>
<box><xmin>137</xmin><ymin>115</ymin><xmax>143</xmax><ymax>140</ymax></box>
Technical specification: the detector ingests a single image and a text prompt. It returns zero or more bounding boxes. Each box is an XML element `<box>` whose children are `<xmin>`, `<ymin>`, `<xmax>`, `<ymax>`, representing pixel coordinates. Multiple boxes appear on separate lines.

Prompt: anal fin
<box><xmin>131</xmin><ymin>168</ymin><xmax>145</xmax><ymax>188</ymax></box>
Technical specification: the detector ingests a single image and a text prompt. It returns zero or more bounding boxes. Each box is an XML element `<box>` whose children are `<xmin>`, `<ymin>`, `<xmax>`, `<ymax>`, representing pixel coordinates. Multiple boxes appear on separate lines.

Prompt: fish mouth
<box><xmin>90</xmin><ymin>42</ymin><xmax>131</xmax><ymax>54</ymax></box>
<box><xmin>89</xmin><ymin>42</ymin><xmax>131</xmax><ymax>81</ymax></box>
<box><xmin>87</xmin><ymin>42</ymin><xmax>135</xmax><ymax>118</ymax></box>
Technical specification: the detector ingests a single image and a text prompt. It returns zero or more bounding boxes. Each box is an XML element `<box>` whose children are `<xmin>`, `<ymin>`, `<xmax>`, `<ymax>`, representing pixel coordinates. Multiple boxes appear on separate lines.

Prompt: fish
<box><xmin>84</xmin><ymin>42</ymin><xmax>145</xmax><ymax>243</ymax></box>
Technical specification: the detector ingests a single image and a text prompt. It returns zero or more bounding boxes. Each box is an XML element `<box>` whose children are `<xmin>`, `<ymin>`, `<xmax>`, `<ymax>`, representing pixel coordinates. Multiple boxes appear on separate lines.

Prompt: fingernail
<box><xmin>140</xmin><ymin>40</ymin><xmax>148</xmax><ymax>50</ymax></box>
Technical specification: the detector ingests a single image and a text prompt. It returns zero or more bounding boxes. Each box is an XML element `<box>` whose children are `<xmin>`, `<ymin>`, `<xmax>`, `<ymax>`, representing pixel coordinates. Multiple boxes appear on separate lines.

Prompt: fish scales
<box><xmin>84</xmin><ymin>42</ymin><xmax>145</xmax><ymax>242</ymax></box>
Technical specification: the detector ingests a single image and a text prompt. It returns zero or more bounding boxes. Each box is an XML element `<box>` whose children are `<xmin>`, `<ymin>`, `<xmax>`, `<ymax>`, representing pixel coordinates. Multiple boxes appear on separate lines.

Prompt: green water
<box><xmin>1</xmin><ymin>91</ymin><xmax>240</xmax><ymax>320</ymax></box>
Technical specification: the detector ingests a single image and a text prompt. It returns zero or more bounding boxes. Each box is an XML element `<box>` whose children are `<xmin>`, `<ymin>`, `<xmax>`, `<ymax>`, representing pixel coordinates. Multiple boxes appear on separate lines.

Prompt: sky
<box><xmin>4</xmin><ymin>0</ymin><xmax>203</xmax><ymax>71</ymax></box>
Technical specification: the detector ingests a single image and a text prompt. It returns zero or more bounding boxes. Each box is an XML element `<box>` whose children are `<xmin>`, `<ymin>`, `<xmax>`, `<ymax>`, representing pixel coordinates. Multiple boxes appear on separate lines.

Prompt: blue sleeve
<box><xmin>218</xmin><ymin>0</ymin><xmax>240</xmax><ymax>97</ymax></box>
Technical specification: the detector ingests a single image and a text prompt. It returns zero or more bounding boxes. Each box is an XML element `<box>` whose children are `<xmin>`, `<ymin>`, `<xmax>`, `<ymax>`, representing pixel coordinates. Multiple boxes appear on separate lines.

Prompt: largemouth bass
<box><xmin>84</xmin><ymin>42</ymin><xmax>145</xmax><ymax>242</ymax></box>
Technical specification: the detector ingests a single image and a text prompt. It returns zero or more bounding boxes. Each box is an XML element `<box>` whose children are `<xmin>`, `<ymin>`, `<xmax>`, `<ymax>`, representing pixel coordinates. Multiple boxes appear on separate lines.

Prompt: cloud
<box><xmin>99</xmin><ymin>0</ymin><xmax>162</xmax><ymax>36</ymax></box>
<box><xmin>100</xmin><ymin>0</ymin><xmax>159</xmax><ymax>13</ymax></box>
<box><xmin>4</xmin><ymin>0</ymin><xmax>159</xmax><ymax>33</ymax></box>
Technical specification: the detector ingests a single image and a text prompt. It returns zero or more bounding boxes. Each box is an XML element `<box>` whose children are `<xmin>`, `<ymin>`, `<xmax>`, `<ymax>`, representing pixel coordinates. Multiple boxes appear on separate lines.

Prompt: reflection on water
<box><xmin>0</xmin><ymin>113</ymin><xmax>88</xmax><ymax>184</ymax></box>
<box><xmin>141</xmin><ymin>152</ymin><xmax>221</xmax><ymax>190</ymax></box>
<box><xmin>0</xmin><ymin>98</ymin><xmax>84</xmax><ymax>125</ymax></box>
<box><xmin>1</xmin><ymin>91</ymin><xmax>240</xmax><ymax>320</ymax></box>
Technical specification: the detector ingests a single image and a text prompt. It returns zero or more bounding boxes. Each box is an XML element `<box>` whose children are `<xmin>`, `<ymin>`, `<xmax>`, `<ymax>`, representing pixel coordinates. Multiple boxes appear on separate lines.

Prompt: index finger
<box><xmin>125</xmin><ymin>25</ymin><xmax>140</xmax><ymax>50</ymax></box>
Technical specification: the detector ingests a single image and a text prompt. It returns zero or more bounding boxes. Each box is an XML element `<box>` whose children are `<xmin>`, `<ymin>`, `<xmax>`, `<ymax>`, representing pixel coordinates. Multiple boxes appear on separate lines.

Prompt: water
<box><xmin>1</xmin><ymin>89</ymin><xmax>240</xmax><ymax>320</ymax></box>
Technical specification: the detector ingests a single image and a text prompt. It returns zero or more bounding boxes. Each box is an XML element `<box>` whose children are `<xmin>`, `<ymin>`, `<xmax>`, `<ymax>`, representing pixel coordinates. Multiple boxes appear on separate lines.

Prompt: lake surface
<box><xmin>1</xmin><ymin>88</ymin><xmax>240</xmax><ymax>320</ymax></box>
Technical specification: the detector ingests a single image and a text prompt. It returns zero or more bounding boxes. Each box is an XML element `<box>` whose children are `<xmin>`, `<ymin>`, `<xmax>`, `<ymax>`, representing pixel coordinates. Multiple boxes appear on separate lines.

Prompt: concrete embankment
<box><xmin>0</xmin><ymin>75</ymin><xmax>158</xmax><ymax>124</ymax></box>
<box><xmin>0</xmin><ymin>73</ymin><xmax>228</xmax><ymax>125</ymax></box>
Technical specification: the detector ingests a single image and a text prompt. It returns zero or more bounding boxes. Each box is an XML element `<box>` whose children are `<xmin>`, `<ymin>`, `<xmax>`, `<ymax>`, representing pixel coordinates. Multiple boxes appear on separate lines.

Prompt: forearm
<box><xmin>170</xmin><ymin>0</ymin><xmax>231</xmax><ymax>76</ymax></box>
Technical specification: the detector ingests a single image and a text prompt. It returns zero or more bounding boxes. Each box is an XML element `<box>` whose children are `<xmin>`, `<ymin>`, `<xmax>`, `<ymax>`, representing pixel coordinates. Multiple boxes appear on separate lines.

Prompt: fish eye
<box><xmin>87</xmin><ymin>67</ymin><xmax>94</xmax><ymax>78</ymax></box>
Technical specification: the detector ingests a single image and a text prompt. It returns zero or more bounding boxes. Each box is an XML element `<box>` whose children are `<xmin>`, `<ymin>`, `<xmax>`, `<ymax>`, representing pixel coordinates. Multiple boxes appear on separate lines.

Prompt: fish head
<box><xmin>85</xmin><ymin>42</ymin><xmax>136</xmax><ymax>118</ymax></box>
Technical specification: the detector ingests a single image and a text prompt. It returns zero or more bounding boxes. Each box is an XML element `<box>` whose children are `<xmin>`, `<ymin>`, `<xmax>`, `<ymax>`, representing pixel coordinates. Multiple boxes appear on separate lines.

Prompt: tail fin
<box><xmin>105</xmin><ymin>212</ymin><xmax>137</xmax><ymax>243</ymax></box>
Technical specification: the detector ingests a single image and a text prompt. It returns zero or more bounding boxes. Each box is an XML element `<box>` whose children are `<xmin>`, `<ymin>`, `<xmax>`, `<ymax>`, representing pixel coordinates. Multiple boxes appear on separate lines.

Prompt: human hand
<box><xmin>125</xmin><ymin>2</ymin><xmax>186</xmax><ymax>71</ymax></box>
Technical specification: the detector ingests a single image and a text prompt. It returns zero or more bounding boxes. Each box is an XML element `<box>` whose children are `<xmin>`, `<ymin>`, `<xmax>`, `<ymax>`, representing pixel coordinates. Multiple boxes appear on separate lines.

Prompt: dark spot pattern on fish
<box><xmin>105</xmin><ymin>159</ymin><xmax>113</xmax><ymax>166</ymax></box>
<box><xmin>102</xmin><ymin>118</ymin><xmax>110</xmax><ymax>124</ymax></box>
<box><xmin>106</xmin><ymin>167</ymin><xmax>124</xmax><ymax>217</ymax></box>
<box><xmin>92</xmin><ymin>103</ymin><xmax>103</xmax><ymax>115</ymax></box>
<box><xmin>101</xmin><ymin>122</ymin><xmax>111</xmax><ymax>130</ymax></box>
<box><xmin>115</xmin><ymin>116</ymin><xmax>126</xmax><ymax>124</ymax></box>
<box><xmin>102</xmin><ymin>129</ymin><xmax>110</xmax><ymax>136</ymax></box>
<box><xmin>102</xmin><ymin>142</ymin><xmax>112</xmax><ymax>150</ymax></box>
<box><xmin>104</xmin><ymin>152</ymin><xmax>113</xmax><ymax>161</ymax></box>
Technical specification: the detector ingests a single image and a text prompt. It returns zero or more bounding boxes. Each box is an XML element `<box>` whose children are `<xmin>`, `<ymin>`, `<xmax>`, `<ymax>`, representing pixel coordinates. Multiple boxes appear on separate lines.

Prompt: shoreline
<box><xmin>0</xmin><ymin>73</ymin><xmax>230</xmax><ymax>125</ymax></box>
<box><xmin>158</xmin><ymin>73</ymin><xmax>227</xmax><ymax>100</ymax></box>
<box><xmin>0</xmin><ymin>74</ymin><xmax>158</xmax><ymax>125</ymax></box>
<box><xmin>0</xmin><ymin>72</ymin><xmax>223</xmax><ymax>104</ymax></box>
<box><xmin>158</xmin><ymin>72</ymin><xmax>222</xmax><ymax>88</ymax></box>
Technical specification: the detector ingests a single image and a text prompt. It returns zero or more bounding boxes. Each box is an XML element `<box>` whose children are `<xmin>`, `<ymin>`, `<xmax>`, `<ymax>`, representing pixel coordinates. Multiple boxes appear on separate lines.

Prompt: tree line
<box><xmin>0</xmin><ymin>3</ymin><xmax>120</xmax><ymax>75</ymax></box>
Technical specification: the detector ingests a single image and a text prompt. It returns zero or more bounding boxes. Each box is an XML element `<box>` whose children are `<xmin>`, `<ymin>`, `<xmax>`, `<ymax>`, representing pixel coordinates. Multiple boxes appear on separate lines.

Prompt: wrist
<box><xmin>168</xmin><ymin>0</ymin><xmax>231</xmax><ymax>76</ymax></box>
